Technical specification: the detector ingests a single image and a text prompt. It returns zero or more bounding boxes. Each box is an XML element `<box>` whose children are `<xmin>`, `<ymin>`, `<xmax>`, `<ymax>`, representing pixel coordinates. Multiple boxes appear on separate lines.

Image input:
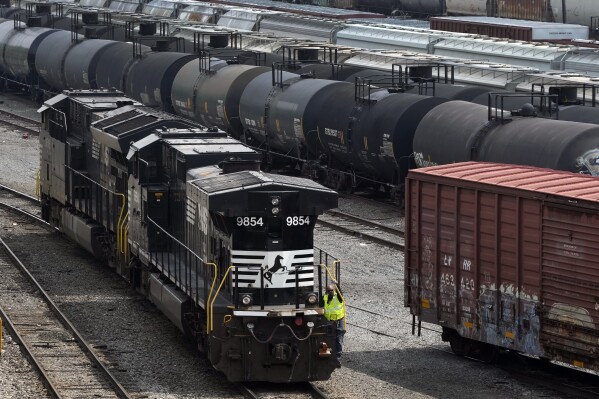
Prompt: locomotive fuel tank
<box><xmin>170</xmin><ymin>57</ymin><xmax>228</xmax><ymax>119</ymax></box>
<box><xmin>125</xmin><ymin>52</ymin><xmax>196</xmax><ymax>110</ymax></box>
<box><xmin>192</xmin><ymin>64</ymin><xmax>269</xmax><ymax>136</ymax></box>
<box><xmin>63</xmin><ymin>40</ymin><xmax>121</xmax><ymax>89</ymax></box>
<box><xmin>413</xmin><ymin>100</ymin><xmax>599</xmax><ymax>175</ymax></box>
<box><xmin>1</xmin><ymin>26</ymin><xmax>56</xmax><ymax>81</ymax></box>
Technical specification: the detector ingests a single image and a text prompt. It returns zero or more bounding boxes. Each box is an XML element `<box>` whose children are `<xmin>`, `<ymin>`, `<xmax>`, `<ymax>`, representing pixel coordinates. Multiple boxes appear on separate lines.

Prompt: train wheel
<box><xmin>448</xmin><ymin>334</ymin><xmax>468</xmax><ymax>357</ymax></box>
<box><xmin>473</xmin><ymin>342</ymin><xmax>499</xmax><ymax>364</ymax></box>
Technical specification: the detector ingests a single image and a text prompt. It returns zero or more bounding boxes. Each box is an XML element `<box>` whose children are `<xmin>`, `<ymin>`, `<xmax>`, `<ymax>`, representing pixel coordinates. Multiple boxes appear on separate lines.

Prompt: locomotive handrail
<box><xmin>118</xmin><ymin>211</ymin><xmax>129</xmax><ymax>254</ymax></box>
<box><xmin>124</xmin><ymin>223</ymin><xmax>129</xmax><ymax>263</ymax></box>
<box><xmin>208</xmin><ymin>265</ymin><xmax>234</xmax><ymax>332</ymax></box>
<box><xmin>115</xmin><ymin>194</ymin><xmax>126</xmax><ymax>256</ymax></box>
<box><xmin>64</xmin><ymin>165</ymin><xmax>126</xmax><ymax>253</ymax></box>
<box><xmin>35</xmin><ymin>169</ymin><xmax>41</xmax><ymax>200</ymax></box>
<box><xmin>145</xmin><ymin>215</ymin><xmax>217</xmax><ymax>332</ymax></box>
<box><xmin>205</xmin><ymin>262</ymin><xmax>217</xmax><ymax>333</ymax></box>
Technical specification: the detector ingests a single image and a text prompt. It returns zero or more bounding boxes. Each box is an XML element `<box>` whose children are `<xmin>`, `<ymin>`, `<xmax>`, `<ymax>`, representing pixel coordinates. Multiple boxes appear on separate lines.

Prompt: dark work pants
<box><xmin>335</xmin><ymin>318</ymin><xmax>345</xmax><ymax>358</ymax></box>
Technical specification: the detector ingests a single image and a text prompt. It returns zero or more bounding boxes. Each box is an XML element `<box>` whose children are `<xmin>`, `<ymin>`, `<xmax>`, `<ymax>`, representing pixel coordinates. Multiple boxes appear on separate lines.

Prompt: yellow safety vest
<box><xmin>323</xmin><ymin>294</ymin><xmax>345</xmax><ymax>321</ymax></box>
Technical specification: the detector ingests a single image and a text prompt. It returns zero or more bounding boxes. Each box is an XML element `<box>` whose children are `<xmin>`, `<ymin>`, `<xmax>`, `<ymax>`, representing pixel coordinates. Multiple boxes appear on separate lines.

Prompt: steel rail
<box><xmin>0</xmin><ymin>183</ymin><xmax>40</xmax><ymax>203</ymax></box>
<box><xmin>316</xmin><ymin>218</ymin><xmax>404</xmax><ymax>250</ymax></box>
<box><xmin>0</xmin><ymin>304</ymin><xmax>63</xmax><ymax>398</ymax></box>
<box><xmin>0</xmin><ymin>234</ymin><xmax>132</xmax><ymax>398</ymax></box>
<box><xmin>0</xmin><ymin>108</ymin><xmax>41</xmax><ymax>135</ymax></box>
<box><xmin>326</xmin><ymin>209</ymin><xmax>404</xmax><ymax>237</ymax></box>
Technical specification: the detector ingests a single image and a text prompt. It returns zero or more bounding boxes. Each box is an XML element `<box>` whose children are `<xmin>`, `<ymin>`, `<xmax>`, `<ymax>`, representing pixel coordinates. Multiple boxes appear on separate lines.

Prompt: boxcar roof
<box><xmin>410</xmin><ymin>162</ymin><xmax>599</xmax><ymax>203</ymax></box>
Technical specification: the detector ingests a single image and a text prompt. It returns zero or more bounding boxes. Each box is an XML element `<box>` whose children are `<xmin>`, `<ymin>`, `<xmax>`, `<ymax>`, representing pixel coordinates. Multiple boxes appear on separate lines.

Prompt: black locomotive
<box><xmin>38</xmin><ymin>89</ymin><xmax>341</xmax><ymax>382</ymax></box>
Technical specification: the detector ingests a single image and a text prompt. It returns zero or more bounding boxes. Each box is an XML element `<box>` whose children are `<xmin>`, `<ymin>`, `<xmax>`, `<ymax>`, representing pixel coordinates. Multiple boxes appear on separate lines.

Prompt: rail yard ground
<box><xmin>0</xmin><ymin>93</ymin><xmax>573</xmax><ymax>398</ymax></box>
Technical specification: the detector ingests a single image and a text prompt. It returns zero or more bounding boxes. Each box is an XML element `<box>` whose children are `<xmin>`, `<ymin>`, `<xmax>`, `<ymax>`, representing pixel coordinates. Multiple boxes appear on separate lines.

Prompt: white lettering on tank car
<box><xmin>324</xmin><ymin>127</ymin><xmax>342</xmax><ymax>139</ymax></box>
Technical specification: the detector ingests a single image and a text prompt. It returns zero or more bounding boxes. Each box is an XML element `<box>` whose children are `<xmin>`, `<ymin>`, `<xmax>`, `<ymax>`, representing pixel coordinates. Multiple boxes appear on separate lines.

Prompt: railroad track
<box><xmin>241</xmin><ymin>382</ymin><xmax>330</xmax><ymax>399</ymax></box>
<box><xmin>0</xmin><ymin>183</ymin><xmax>46</xmax><ymax>225</ymax></box>
<box><xmin>318</xmin><ymin>209</ymin><xmax>404</xmax><ymax>250</ymax></box>
<box><xmin>0</xmin><ymin>197</ymin><xmax>132</xmax><ymax>399</ymax></box>
<box><xmin>0</xmin><ymin>108</ymin><xmax>41</xmax><ymax>135</ymax></box>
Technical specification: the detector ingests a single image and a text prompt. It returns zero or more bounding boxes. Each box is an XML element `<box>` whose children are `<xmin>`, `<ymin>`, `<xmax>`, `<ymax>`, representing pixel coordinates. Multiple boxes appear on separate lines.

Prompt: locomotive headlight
<box><xmin>240</xmin><ymin>293</ymin><xmax>253</xmax><ymax>307</ymax></box>
<box><xmin>272</xmin><ymin>207</ymin><xmax>280</xmax><ymax>215</ymax></box>
<box><xmin>246</xmin><ymin>322</ymin><xmax>255</xmax><ymax>330</ymax></box>
<box><xmin>307</xmin><ymin>322</ymin><xmax>314</xmax><ymax>328</ymax></box>
<box><xmin>271</xmin><ymin>196</ymin><xmax>280</xmax><ymax>206</ymax></box>
<box><xmin>305</xmin><ymin>292</ymin><xmax>318</xmax><ymax>307</ymax></box>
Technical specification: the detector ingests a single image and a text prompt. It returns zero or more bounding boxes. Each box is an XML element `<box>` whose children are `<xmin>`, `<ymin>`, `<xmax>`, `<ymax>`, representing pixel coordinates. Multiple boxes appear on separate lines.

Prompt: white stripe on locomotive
<box><xmin>231</xmin><ymin>249</ymin><xmax>314</xmax><ymax>288</ymax></box>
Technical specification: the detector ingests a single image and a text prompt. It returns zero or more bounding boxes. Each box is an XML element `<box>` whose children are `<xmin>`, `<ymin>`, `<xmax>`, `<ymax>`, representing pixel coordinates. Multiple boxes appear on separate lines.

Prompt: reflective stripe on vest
<box><xmin>324</xmin><ymin>294</ymin><xmax>345</xmax><ymax>321</ymax></box>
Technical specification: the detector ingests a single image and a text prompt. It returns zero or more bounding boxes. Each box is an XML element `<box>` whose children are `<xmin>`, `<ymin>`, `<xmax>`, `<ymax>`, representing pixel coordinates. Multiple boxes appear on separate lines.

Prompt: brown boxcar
<box><xmin>405</xmin><ymin>162</ymin><xmax>599</xmax><ymax>371</ymax></box>
<box><xmin>430</xmin><ymin>16</ymin><xmax>589</xmax><ymax>42</ymax></box>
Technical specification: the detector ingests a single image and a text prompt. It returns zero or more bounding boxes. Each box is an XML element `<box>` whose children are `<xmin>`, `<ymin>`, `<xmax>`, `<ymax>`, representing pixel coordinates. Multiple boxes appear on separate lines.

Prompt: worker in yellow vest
<box><xmin>324</xmin><ymin>283</ymin><xmax>345</xmax><ymax>359</ymax></box>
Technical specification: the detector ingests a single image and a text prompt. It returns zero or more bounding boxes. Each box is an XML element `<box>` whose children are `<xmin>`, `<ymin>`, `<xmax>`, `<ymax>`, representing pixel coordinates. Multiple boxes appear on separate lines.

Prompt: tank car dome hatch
<box><xmin>515</xmin><ymin>103</ymin><xmax>537</xmax><ymax>117</ymax></box>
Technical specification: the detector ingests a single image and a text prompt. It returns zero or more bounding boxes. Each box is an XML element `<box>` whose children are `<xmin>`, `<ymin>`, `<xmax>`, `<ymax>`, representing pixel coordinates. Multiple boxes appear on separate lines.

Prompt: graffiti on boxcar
<box><xmin>476</xmin><ymin>284</ymin><xmax>542</xmax><ymax>354</ymax></box>
<box><xmin>421</xmin><ymin>234</ymin><xmax>434</xmax><ymax>291</ymax></box>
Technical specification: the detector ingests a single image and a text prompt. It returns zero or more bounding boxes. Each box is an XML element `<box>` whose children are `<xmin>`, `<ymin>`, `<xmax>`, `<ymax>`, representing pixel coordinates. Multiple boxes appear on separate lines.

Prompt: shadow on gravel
<box><xmin>339</xmin><ymin>347</ymin><xmax>504</xmax><ymax>398</ymax></box>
